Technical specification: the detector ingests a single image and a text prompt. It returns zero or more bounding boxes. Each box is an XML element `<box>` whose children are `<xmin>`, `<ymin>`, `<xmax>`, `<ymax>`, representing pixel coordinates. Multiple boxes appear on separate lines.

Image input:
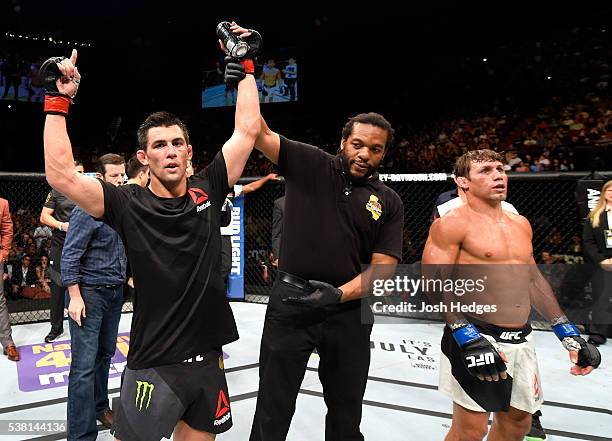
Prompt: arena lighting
<box><xmin>482</xmin><ymin>57</ymin><xmax>488</xmax><ymax>62</ymax></box>
<box><xmin>4</xmin><ymin>31</ymin><xmax>93</xmax><ymax>48</ymax></box>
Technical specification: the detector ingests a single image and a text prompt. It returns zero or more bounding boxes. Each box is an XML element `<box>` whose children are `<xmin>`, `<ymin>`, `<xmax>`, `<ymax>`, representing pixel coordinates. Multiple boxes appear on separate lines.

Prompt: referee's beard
<box><xmin>338</xmin><ymin>149</ymin><xmax>379</xmax><ymax>184</ymax></box>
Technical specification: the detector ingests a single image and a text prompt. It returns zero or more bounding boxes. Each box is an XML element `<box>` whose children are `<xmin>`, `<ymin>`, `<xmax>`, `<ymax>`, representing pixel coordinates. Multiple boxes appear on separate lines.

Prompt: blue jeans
<box><xmin>67</xmin><ymin>285</ymin><xmax>123</xmax><ymax>441</ymax></box>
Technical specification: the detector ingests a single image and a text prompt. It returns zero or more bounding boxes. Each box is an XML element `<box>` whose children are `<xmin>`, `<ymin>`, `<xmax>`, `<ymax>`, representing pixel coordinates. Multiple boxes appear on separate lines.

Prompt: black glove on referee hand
<box><xmin>283</xmin><ymin>279</ymin><xmax>343</xmax><ymax>307</ymax></box>
<box><xmin>224</xmin><ymin>56</ymin><xmax>246</xmax><ymax>84</ymax></box>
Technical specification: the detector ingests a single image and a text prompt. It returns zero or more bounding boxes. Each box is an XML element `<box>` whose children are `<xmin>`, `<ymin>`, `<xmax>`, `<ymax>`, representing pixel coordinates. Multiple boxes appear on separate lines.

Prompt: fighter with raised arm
<box><xmin>42</xmin><ymin>21</ymin><xmax>262</xmax><ymax>441</ymax></box>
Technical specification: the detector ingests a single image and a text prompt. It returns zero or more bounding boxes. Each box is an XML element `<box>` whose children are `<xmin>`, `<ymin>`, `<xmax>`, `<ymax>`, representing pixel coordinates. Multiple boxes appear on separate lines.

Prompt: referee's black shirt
<box><xmin>278</xmin><ymin>136</ymin><xmax>404</xmax><ymax>288</ymax></box>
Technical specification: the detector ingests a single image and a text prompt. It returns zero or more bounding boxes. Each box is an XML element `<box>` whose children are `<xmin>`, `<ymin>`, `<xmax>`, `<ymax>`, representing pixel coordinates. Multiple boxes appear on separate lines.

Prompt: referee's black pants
<box><xmin>249</xmin><ymin>279</ymin><xmax>373</xmax><ymax>441</ymax></box>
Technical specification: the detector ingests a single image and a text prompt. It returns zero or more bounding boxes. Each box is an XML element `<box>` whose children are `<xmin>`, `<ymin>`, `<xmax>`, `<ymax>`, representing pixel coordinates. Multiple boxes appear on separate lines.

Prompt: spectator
<box><xmin>541</xmin><ymin>251</ymin><xmax>557</xmax><ymax>264</ymax></box>
<box><xmin>36</xmin><ymin>255</ymin><xmax>51</xmax><ymax>294</ymax></box>
<box><xmin>514</xmin><ymin>161</ymin><xmax>531</xmax><ymax>172</ymax></box>
<box><xmin>61</xmin><ymin>153</ymin><xmax>127</xmax><ymax>438</ymax></box>
<box><xmin>581</xmin><ymin>179</ymin><xmax>612</xmax><ymax>346</ymax></box>
<box><xmin>10</xmin><ymin>254</ymin><xmax>37</xmax><ymax>298</ymax></box>
<box><xmin>125</xmin><ymin>154</ymin><xmax>150</xmax><ymax>187</ymax></box>
<box><xmin>0</xmin><ymin>197</ymin><xmax>19</xmax><ymax>362</ymax></box>
<box><xmin>25</xmin><ymin>242</ymin><xmax>39</xmax><ymax>260</ymax></box>
<box><xmin>33</xmin><ymin>223</ymin><xmax>52</xmax><ymax>249</ymax></box>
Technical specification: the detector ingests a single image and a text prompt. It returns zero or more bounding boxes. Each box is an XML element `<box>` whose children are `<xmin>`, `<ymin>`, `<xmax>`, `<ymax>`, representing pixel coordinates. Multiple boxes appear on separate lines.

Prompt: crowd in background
<box><xmin>2</xmin><ymin>24</ymin><xmax>611</xmax><ymax>298</ymax></box>
<box><xmin>2</xmin><ymin>207</ymin><xmax>52</xmax><ymax>299</ymax></box>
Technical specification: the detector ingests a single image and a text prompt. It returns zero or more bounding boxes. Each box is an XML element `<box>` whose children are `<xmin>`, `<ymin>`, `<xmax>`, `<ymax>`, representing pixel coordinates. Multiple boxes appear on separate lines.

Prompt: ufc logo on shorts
<box><xmin>466</xmin><ymin>353</ymin><xmax>494</xmax><ymax>367</ymax></box>
<box><xmin>500</xmin><ymin>331</ymin><xmax>522</xmax><ymax>341</ymax></box>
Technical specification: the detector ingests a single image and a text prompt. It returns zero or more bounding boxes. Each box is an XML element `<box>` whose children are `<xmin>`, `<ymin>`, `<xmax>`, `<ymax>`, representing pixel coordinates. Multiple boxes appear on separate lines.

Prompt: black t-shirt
<box><xmin>278</xmin><ymin>136</ymin><xmax>404</xmax><ymax>287</ymax></box>
<box><xmin>43</xmin><ymin>189</ymin><xmax>77</xmax><ymax>249</ymax></box>
<box><xmin>101</xmin><ymin>151</ymin><xmax>237</xmax><ymax>369</ymax></box>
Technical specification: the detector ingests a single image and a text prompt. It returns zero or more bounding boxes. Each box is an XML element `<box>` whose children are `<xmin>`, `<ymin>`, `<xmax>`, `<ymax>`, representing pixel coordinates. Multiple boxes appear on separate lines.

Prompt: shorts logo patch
<box><xmin>534</xmin><ymin>373</ymin><xmax>541</xmax><ymax>401</ymax></box>
<box><xmin>214</xmin><ymin>390</ymin><xmax>231</xmax><ymax>426</ymax></box>
<box><xmin>215</xmin><ymin>390</ymin><xmax>230</xmax><ymax>418</ymax></box>
<box><xmin>365</xmin><ymin>195</ymin><xmax>382</xmax><ymax>221</ymax></box>
<box><xmin>135</xmin><ymin>381</ymin><xmax>155</xmax><ymax>411</ymax></box>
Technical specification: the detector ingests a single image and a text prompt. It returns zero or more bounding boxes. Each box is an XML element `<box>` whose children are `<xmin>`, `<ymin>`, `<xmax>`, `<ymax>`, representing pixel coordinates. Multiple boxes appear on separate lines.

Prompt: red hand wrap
<box><xmin>240</xmin><ymin>59</ymin><xmax>255</xmax><ymax>75</ymax></box>
<box><xmin>44</xmin><ymin>95</ymin><xmax>71</xmax><ymax>115</ymax></box>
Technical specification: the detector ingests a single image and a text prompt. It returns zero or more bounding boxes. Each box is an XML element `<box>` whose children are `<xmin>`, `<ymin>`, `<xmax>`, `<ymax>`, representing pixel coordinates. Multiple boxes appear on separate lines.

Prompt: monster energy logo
<box><xmin>135</xmin><ymin>381</ymin><xmax>155</xmax><ymax>411</ymax></box>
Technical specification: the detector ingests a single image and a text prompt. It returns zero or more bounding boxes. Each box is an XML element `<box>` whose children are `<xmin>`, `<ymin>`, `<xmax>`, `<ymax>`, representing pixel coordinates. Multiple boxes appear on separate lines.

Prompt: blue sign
<box><xmin>227</xmin><ymin>195</ymin><xmax>244</xmax><ymax>299</ymax></box>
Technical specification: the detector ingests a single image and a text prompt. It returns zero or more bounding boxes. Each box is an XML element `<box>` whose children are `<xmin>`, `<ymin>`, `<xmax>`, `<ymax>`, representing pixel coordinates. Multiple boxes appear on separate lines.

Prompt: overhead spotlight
<box><xmin>546</xmin><ymin>76</ymin><xmax>552</xmax><ymax>80</ymax></box>
<box><xmin>482</xmin><ymin>58</ymin><xmax>488</xmax><ymax>62</ymax></box>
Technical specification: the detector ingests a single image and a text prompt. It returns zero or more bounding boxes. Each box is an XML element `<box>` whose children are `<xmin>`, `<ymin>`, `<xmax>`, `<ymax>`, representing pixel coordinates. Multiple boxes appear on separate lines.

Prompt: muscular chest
<box><xmin>460</xmin><ymin>219</ymin><xmax>532</xmax><ymax>262</ymax></box>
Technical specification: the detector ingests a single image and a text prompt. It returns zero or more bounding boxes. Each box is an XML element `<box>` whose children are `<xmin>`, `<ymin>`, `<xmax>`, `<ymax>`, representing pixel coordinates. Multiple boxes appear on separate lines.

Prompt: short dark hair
<box><xmin>126</xmin><ymin>154</ymin><xmax>148</xmax><ymax>179</ymax></box>
<box><xmin>453</xmin><ymin>149</ymin><xmax>505</xmax><ymax>178</ymax></box>
<box><xmin>341</xmin><ymin>112</ymin><xmax>395</xmax><ymax>151</ymax></box>
<box><xmin>95</xmin><ymin>153</ymin><xmax>125</xmax><ymax>175</ymax></box>
<box><xmin>137</xmin><ymin>111</ymin><xmax>190</xmax><ymax>151</ymax></box>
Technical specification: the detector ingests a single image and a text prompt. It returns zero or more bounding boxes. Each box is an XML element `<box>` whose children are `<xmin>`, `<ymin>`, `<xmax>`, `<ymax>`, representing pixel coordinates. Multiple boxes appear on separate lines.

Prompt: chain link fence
<box><xmin>0</xmin><ymin>172</ymin><xmax>605</xmax><ymax>324</ymax></box>
<box><xmin>243</xmin><ymin>173</ymin><xmax>595</xmax><ymax>307</ymax></box>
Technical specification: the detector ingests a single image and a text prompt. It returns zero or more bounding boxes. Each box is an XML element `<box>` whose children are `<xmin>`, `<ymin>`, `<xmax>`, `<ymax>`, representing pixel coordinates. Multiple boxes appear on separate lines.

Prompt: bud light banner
<box><xmin>227</xmin><ymin>194</ymin><xmax>245</xmax><ymax>299</ymax></box>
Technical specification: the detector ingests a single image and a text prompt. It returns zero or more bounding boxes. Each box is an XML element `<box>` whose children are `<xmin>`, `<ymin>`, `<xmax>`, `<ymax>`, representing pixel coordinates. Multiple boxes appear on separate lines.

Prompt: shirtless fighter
<box><xmin>422</xmin><ymin>149</ymin><xmax>601</xmax><ymax>441</ymax></box>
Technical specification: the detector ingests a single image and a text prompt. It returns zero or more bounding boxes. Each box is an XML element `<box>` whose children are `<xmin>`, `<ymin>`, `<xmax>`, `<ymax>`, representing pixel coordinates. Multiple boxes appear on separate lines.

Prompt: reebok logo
<box><xmin>135</xmin><ymin>381</ymin><xmax>155</xmax><ymax>411</ymax></box>
<box><xmin>188</xmin><ymin>188</ymin><xmax>209</xmax><ymax>205</ymax></box>
<box><xmin>500</xmin><ymin>331</ymin><xmax>522</xmax><ymax>341</ymax></box>
<box><xmin>197</xmin><ymin>201</ymin><xmax>211</xmax><ymax>212</ymax></box>
<box><xmin>214</xmin><ymin>390</ymin><xmax>231</xmax><ymax>426</ymax></box>
<box><xmin>466</xmin><ymin>353</ymin><xmax>495</xmax><ymax>368</ymax></box>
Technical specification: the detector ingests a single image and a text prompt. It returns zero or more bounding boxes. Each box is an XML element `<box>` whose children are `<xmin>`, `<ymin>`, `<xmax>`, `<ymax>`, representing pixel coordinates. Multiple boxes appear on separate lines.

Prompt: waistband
<box><xmin>471</xmin><ymin>319</ymin><xmax>533</xmax><ymax>342</ymax></box>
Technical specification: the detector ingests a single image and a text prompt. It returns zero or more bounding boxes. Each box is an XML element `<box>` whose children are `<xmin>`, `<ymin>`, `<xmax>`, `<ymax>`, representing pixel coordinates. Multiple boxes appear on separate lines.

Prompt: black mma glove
<box><xmin>283</xmin><ymin>279</ymin><xmax>343</xmax><ymax>307</ymax></box>
<box><xmin>241</xmin><ymin>30</ymin><xmax>262</xmax><ymax>58</ymax></box>
<box><xmin>224</xmin><ymin>57</ymin><xmax>246</xmax><ymax>84</ymax></box>
<box><xmin>39</xmin><ymin>56</ymin><xmax>76</xmax><ymax>115</ymax></box>
<box><xmin>552</xmin><ymin>317</ymin><xmax>601</xmax><ymax>368</ymax></box>
<box><xmin>451</xmin><ymin>321</ymin><xmax>507</xmax><ymax>381</ymax></box>
<box><xmin>237</xmin><ymin>28</ymin><xmax>262</xmax><ymax>75</ymax></box>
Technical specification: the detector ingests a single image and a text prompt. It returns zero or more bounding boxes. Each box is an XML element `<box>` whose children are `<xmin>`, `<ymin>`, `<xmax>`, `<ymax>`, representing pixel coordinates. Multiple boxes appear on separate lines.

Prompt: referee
<box><xmin>245</xmin><ymin>105</ymin><xmax>404</xmax><ymax>440</ymax></box>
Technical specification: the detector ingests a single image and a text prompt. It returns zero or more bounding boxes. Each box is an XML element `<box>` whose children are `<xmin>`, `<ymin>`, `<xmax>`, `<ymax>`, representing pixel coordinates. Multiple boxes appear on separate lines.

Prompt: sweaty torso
<box><xmin>454</xmin><ymin>206</ymin><xmax>533</xmax><ymax>326</ymax></box>
<box><xmin>458</xmin><ymin>208</ymin><xmax>532</xmax><ymax>264</ymax></box>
